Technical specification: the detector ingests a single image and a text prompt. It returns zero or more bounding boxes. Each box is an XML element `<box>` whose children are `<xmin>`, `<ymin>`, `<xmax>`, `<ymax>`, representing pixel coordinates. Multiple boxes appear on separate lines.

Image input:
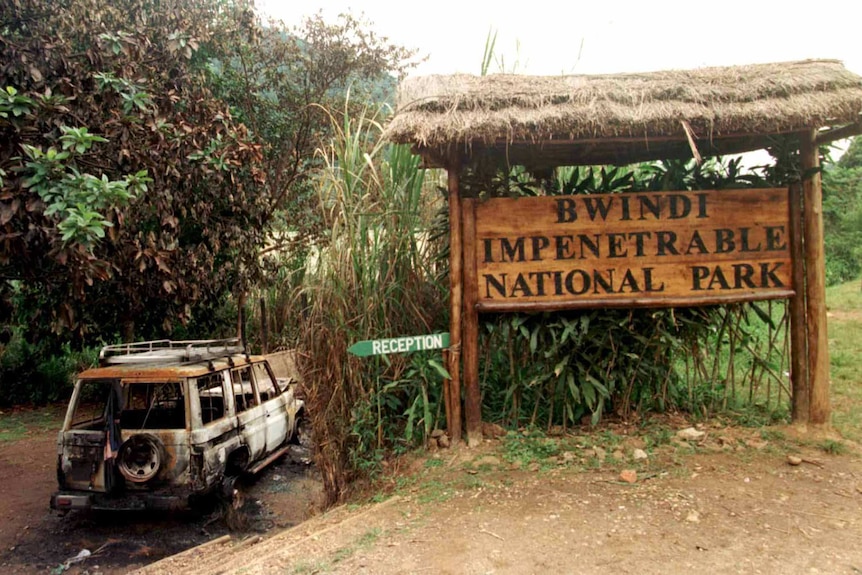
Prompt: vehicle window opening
<box><xmin>120</xmin><ymin>382</ymin><xmax>186</xmax><ymax>429</ymax></box>
<box><xmin>231</xmin><ymin>367</ymin><xmax>257</xmax><ymax>413</ymax></box>
<box><xmin>70</xmin><ymin>380</ymin><xmax>117</xmax><ymax>430</ymax></box>
<box><xmin>197</xmin><ymin>374</ymin><xmax>226</xmax><ymax>424</ymax></box>
<box><xmin>253</xmin><ymin>362</ymin><xmax>280</xmax><ymax>401</ymax></box>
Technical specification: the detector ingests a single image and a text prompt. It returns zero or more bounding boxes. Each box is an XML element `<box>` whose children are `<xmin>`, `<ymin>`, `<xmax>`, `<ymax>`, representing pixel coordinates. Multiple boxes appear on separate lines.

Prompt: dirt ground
<box><xmin>3</xmin><ymin>410</ymin><xmax>862</xmax><ymax>575</ymax></box>
<box><xmin>0</xmin><ymin>416</ymin><xmax>322</xmax><ymax>575</ymax></box>
<box><xmin>132</xmin><ymin>422</ymin><xmax>862</xmax><ymax>575</ymax></box>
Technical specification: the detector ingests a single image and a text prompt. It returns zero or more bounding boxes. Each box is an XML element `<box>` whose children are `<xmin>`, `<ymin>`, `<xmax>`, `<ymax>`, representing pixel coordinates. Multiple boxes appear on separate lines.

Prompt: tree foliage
<box><xmin>1</xmin><ymin>0</ymin><xmax>415</xmax><ymax>343</ymax></box>
<box><xmin>207</xmin><ymin>11</ymin><xmax>418</xmax><ymax>248</ymax></box>
<box><xmin>823</xmin><ymin>137</ymin><xmax>862</xmax><ymax>285</ymax></box>
<box><xmin>1</xmin><ymin>0</ymin><xmax>268</xmax><ymax>339</ymax></box>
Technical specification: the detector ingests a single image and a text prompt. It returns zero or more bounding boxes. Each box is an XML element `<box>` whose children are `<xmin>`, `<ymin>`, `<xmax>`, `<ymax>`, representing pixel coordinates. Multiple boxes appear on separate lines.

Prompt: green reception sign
<box><xmin>348</xmin><ymin>333</ymin><xmax>451</xmax><ymax>357</ymax></box>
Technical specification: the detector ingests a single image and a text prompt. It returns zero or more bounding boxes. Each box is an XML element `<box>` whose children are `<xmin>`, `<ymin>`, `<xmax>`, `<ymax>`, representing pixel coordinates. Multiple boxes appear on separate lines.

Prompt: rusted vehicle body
<box><xmin>50</xmin><ymin>339</ymin><xmax>304</xmax><ymax>511</ymax></box>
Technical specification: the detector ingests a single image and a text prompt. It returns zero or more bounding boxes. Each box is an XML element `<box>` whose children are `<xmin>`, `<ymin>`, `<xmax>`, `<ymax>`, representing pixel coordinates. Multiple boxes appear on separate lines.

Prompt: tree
<box><xmin>822</xmin><ymin>136</ymin><xmax>862</xmax><ymax>285</ymax></box>
<box><xmin>206</xmin><ymin>11</ymin><xmax>419</xmax><ymax>250</ymax></box>
<box><xmin>2</xmin><ymin>0</ymin><xmax>417</xmax><ymax>350</ymax></box>
<box><xmin>1</xmin><ymin>0</ymin><xmax>267</xmax><ymax>339</ymax></box>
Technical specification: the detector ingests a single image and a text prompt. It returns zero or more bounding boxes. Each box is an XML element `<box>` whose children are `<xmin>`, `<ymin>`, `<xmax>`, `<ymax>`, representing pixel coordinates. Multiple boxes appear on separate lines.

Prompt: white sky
<box><xmin>259</xmin><ymin>0</ymin><xmax>862</xmax><ymax>77</ymax></box>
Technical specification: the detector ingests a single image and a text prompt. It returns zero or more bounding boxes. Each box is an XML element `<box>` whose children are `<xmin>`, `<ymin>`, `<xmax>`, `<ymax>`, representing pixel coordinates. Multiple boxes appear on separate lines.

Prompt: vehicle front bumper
<box><xmin>50</xmin><ymin>491</ymin><xmax>191</xmax><ymax>512</ymax></box>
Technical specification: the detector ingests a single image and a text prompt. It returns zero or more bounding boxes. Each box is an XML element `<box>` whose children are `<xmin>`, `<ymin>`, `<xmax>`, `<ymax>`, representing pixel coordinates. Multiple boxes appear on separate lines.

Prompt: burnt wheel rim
<box><xmin>118</xmin><ymin>435</ymin><xmax>162</xmax><ymax>483</ymax></box>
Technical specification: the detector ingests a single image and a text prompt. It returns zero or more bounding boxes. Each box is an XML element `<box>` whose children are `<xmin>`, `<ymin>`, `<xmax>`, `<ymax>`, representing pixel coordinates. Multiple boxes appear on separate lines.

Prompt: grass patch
<box><xmin>759</xmin><ymin>428</ymin><xmax>786</xmax><ymax>442</ymax></box>
<box><xmin>827</xmin><ymin>280</ymin><xmax>862</xmax><ymax>441</ymax></box>
<box><xmin>817</xmin><ymin>439</ymin><xmax>848</xmax><ymax>455</ymax></box>
<box><xmin>415</xmin><ymin>479</ymin><xmax>454</xmax><ymax>505</ymax></box>
<box><xmin>501</xmin><ymin>429</ymin><xmax>560</xmax><ymax>469</ymax></box>
<box><xmin>331</xmin><ymin>528</ymin><xmax>382</xmax><ymax>564</ymax></box>
<box><xmin>0</xmin><ymin>405</ymin><xmax>65</xmax><ymax>442</ymax></box>
<box><xmin>424</xmin><ymin>457</ymin><xmax>444</xmax><ymax>469</ymax></box>
<box><xmin>290</xmin><ymin>561</ymin><xmax>329</xmax><ymax>575</ymax></box>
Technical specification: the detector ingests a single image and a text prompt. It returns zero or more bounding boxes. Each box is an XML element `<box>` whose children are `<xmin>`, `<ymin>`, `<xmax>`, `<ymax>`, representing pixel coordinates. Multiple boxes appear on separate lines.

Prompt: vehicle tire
<box><xmin>221</xmin><ymin>474</ymin><xmax>244</xmax><ymax>508</ymax></box>
<box><xmin>117</xmin><ymin>434</ymin><xmax>165</xmax><ymax>483</ymax></box>
<box><xmin>292</xmin><ymin>415</ymin><xmax>313</xmax><ymax>449</ymax></box>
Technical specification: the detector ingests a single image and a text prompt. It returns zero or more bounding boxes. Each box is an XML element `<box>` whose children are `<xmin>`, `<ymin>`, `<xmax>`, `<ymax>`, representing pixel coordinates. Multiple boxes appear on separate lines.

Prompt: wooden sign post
<box><xmin>449</xmin><ymin>185</ymin><xmax>821</xmax><ymax>445</ymax></box>
<box><xmin>473</xmin><ymin>188</ymin><xmax>793</xmax><ymax>310</ymax></box>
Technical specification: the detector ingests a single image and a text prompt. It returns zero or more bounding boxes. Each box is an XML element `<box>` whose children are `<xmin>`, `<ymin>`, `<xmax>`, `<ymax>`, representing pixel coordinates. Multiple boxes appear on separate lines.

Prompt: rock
<box><xmin>717</xmin><ymin>436</ymin><xmax>735</xmax><ymax>448</ymax></box>
<box><xmin>626</xmin><ymin>437</ymin><xmax>647</xmax><ymax>450</ymax></box>
<box><xmin>592</xmin><ymin>446</ymin><xmax>607</xmax><ymax>460</ymax></box>
<box><xmin>787</xmin><ymin>455</ymin><xmax>803</xmax><ymax>466</ymax></box>
<box><xmin>481</xmin><ymin>422</ymin><xmax>507</xmax><ymax>439</ymax></box>
<box><xmin>677</xmin><ymin>427</ymin><xmax>706</xmax><ymax>441</ymax></box>
<box><xmin>686</xmin><ymin>511</ymin><xmax>701</xmax><ymax>523</ymax></box>
<box><xmin>632</xmin><ymin>448</ymin><xmax>649</xmax><ymax>461</ymax></box>
<box><xmin>619</xmin><ymin>469</ymin><xmax>637</xmax><ymax>483</ymax></box>
<box><xmin>745</xmin><ymin>439</ymin><xmax>768</xmax><ymax>450</ymax></box>
<box><xmin>430</xmin><ymin>429</ymin><xmax>446</xmax><ymax>438</ymax></box>
<box><xmin>437</xmin><ymin>434</ymin><xmax>451</xmax><ymax>449</ymax></box>
<box><xmin>561</xmin><ymin>451</ymin><xmax>577</xmax><ymax>464</ymax></box>
<box><xmin>612</xmin><ymin>450</ymin><xmax>624</xmax><ymax>461</ymax></box>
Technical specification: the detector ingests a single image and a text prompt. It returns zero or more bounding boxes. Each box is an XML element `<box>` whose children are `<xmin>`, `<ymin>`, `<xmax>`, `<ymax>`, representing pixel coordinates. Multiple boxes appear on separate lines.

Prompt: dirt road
<box><xmin>0</xmin><ymin>411</ymin><xmax>322</xmax><ymax>575</ymax></box>
<box><xmin>135</xmin><ymin>423</ymin><xmax>862</xmax><ymax>575</ymax></box>
<box><xmin>2</xmin><ymin>404</ymin><xmax>861</xmax><ymax>575</ymax></box>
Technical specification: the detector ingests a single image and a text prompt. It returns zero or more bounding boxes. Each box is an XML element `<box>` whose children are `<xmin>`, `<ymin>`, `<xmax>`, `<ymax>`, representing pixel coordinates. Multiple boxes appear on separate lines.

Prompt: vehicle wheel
<box><xmin>292</xmin><ymin>415</ymin><xmax>313</xmax><ymax>449</ymax></box>
<box><xmin>221</xmin><ymin>474</ymin><xmax>244</xmax><ymax>510</ymax></box>
<box><xmin>117</xmin><ymin>434</ymin><xmax>165</xmax><ymax>483</ymax></box>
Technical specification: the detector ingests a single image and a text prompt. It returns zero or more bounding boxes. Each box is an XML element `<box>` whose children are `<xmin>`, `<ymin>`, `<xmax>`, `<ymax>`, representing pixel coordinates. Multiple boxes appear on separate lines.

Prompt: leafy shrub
<box><xmin>0</xmin><ymin>333</ymin><xmax>98</xmax><ymax>405</ymax></box>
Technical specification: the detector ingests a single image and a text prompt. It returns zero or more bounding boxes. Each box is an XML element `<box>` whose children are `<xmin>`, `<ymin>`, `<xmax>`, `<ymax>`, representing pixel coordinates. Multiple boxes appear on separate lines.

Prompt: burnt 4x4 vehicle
<box><xmin>50</xmin><ymin>339</ymin><xmax>305</xmax><ymax>512</ymax></box>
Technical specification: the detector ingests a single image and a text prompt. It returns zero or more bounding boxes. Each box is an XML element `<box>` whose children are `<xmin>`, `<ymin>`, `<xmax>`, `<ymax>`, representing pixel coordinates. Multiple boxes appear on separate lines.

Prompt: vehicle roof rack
<box><xmin>99</xmin><ymin>338</ymin><xmax>245</xmax><ymax>366</ymax></box>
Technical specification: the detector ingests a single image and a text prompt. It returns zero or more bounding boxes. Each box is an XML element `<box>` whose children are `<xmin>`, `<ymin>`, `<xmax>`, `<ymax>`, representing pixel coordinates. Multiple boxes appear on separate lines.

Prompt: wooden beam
<box><xmin>446</xmin><ymin>162</ymin><xmax>463</xmax><ymax>442</ymax></box>
<box><xmin>814</xmin><ymin>121</ymin><xmax>862</xmax><ymax>145</ymax></box>
<box><xmin>461</xmin><ymin>198</ymin><xmax>481</xmax><ymax>447</ymax></box>
<box><xmin>800</xmin><ymin>129</ymin><xmax>831</xmax><ymax>426</ymax></box>
<box><xmin>476</xmin><ymin>291</ymin><xmax>795</xmax><ymax>313</ymax></box>
<box><xmin>411</xmin><ymin>130</ymin><xmax>802</xmax><ymax>169</ymax></box>
<box><xmin>484</xmin><ymin>128</ymin><xmax>800</xmax><ymax>147</ymax></box>
<box><xmin>788</xmin><ymin>183</ymin><xmax>809</xmax><ymax>423</ymax></box>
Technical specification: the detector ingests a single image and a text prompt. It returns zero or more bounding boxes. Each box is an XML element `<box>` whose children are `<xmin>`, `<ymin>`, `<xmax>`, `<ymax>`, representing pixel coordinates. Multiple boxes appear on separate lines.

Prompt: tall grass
<box><xmin>296</xmin><ymin>103</ymin><xmax>447</xmax><ymax>504</ymax></box>
<box><xmin>826</xmin><ymin>280</ymin><xmax>862</xmax><ymax>440</ymax></box>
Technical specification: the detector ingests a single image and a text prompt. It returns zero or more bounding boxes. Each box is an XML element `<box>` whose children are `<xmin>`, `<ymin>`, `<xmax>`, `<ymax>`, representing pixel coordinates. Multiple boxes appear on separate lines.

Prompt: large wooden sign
<box><xmin>473</xmin><ymin>188</ymin><xmax>793</xmax><ymax>310</ymax></box>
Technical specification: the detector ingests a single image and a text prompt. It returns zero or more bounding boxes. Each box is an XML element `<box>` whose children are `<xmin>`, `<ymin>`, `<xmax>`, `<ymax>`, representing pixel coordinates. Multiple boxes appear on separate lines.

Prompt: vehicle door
<box><xmin>230</xmin><ymin>365</ymin><xmax>267</xmax><ymax>462</ymax></box>
<box><xmin>252</xmin><ymin>361</ymin><xmax>289</xmax><ymax>452</ymax></box>
<box><xmin>189</xmin><ymin>371</ymin><xmax>239</xmax><ymax>491</ymax></box>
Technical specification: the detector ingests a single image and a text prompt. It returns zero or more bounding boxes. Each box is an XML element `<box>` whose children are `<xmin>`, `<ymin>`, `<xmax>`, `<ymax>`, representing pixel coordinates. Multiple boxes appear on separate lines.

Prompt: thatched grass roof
<box><xmin>385</xmin><ymin>60</ymin><xmax>862</xmax><ymax>167</ymax></box>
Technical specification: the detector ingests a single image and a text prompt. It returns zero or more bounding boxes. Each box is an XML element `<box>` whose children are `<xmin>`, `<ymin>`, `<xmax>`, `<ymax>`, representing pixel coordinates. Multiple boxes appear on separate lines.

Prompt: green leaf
<box><xmin>427</xmin><ymin>359</ymin><xmax>451</xmax><ymax>380</ymax></box>
<box><xmin>748</xmin><ymin>302</ymin><xmax>776</xmax><ymax>329</ymax></box>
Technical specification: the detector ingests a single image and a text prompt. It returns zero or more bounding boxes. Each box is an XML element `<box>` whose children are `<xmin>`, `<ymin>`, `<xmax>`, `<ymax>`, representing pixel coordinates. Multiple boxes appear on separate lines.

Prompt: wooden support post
<box><xmin>237</xmin><ymin>292</ymin><xmax>246</xmax><ymax>344</ymax></box>
<box><xmin>446</xmin><ymin>163</ymin><xmax>463</xmax><ymax>442</ymax></box>
<box><xmin>462</xmin><ymin>198</ymin><xmax>482</xmax><ymax>447</ymax></box>
<box><xmin>800</xmin><ymin>129</ymin><xmax>831</xmax><ymax>425</ymax></box>
<box><xmin>788</xmin><ymin>183</ymin><xmax>809</xmax><ymax>423</ymax></box>
<box><xmin>441</xmin><ymin>349</ymin><xmax>451</xmax><ymax>438</ymax></box>
<box><xmin>260</xmin><ymin>297</ymin><xmax>269</xmax><ymax>354</ymax></box>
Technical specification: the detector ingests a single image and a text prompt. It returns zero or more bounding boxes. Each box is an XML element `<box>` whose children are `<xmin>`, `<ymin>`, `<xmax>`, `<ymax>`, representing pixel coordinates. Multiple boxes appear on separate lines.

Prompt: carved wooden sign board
<box><xmin>472</xmin><ymin>188</ymin><xmax>793</xmax><ymax>310</ymax></box>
